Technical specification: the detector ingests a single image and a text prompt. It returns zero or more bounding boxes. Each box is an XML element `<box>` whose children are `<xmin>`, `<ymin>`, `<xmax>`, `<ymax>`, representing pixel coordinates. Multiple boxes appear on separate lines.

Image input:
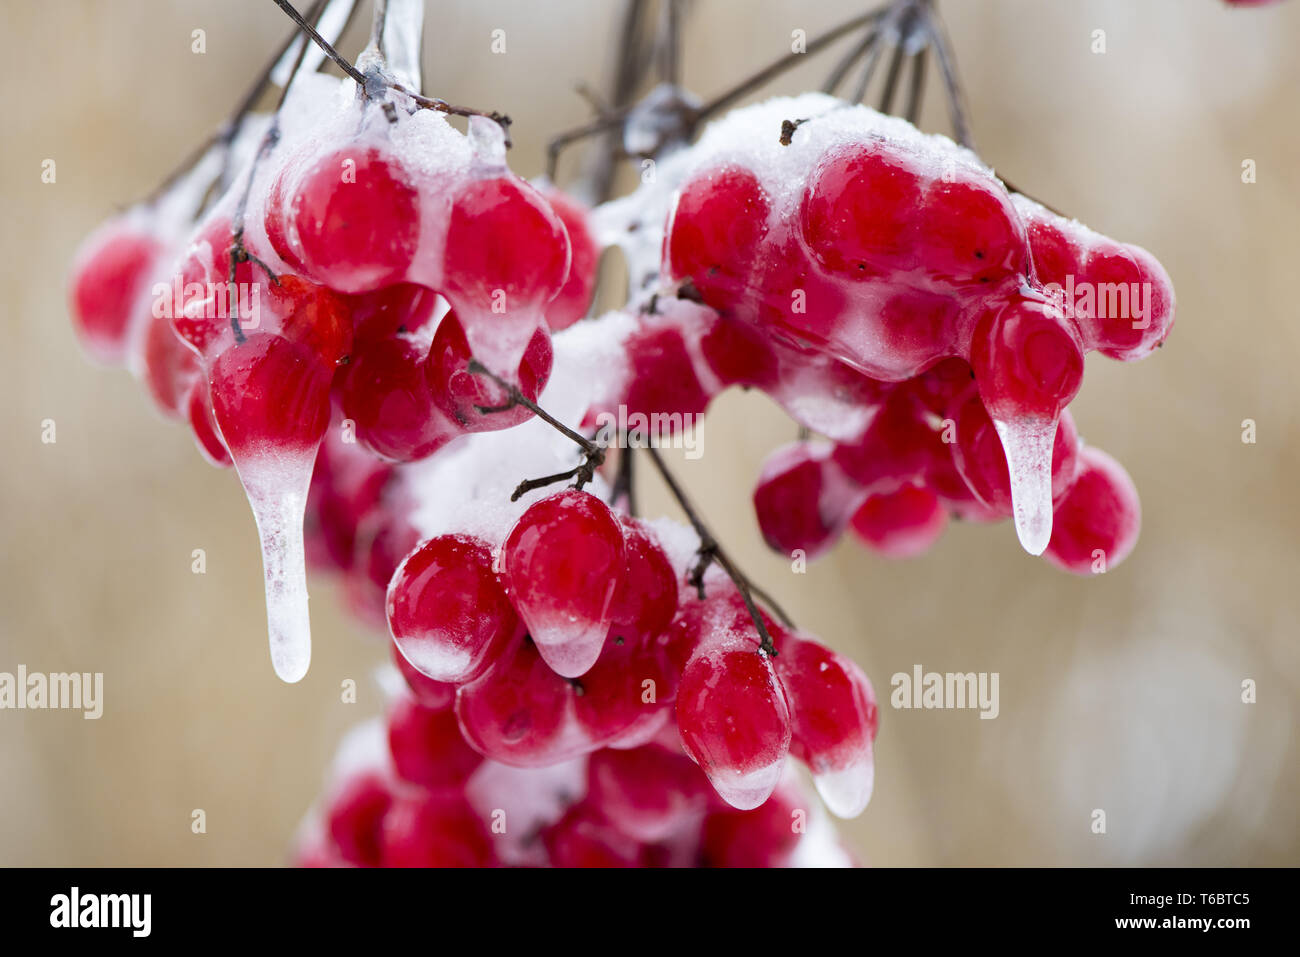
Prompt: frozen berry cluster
<box><xmin>593</xmin><ymin>94</ymin><xmax>1169</xmax><ymax>570</ymax></box>
<box><xmin>298</xmin><ymin>715</ymin><xmax>852</xmax><ymax>868</ymax></box>
<box><xmin>69</xmin><ymin>69</ymin><xmax>597</xmax><ymax>682</ymax></box>
<box><xmin>69</xmin><ymin>42</ymin><xmax>1174</xmax><ymax>865</ymax></box>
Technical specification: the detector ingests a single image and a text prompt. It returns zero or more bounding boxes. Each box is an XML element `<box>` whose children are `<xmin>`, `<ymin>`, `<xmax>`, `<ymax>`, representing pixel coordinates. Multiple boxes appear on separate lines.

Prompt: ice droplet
<box><xmin>993</xmin><ymin>416</ymin><xmax>1057</xmax><ymax>556</ymax></box>
<box><xmin>529</xmin><ymin>623</ymin><xmax>607</xmax><ymax>679</ymax></box>
<box><xmin>237</xmin><ymin>454</ymin><xmax>316</xmax><ymax>683</ymax></box>
<box><xmin>708</xmin><ymin>756</ymin><xmax>787</xmax><ymax>811</ymax></box>
<box><xmin>812</xmin><ymin>746</ymin><xmax>875</xmax><ymax>819</ymax></box>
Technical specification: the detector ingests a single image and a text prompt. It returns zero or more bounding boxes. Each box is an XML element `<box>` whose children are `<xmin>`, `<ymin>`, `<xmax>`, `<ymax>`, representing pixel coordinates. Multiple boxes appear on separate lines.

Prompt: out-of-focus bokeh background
<box><xmin>1</xmin><ymin>0</ymin><xmax>1297</xmax><ymax>866</ymax></box>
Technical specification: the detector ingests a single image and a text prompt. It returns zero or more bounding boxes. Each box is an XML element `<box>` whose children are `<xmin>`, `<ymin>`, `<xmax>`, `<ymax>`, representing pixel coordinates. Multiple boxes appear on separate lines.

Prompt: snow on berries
<box><xmin>653</xmin><ymin>93</ymin><xmax>1173</xmax><ymax>558</ymax></box>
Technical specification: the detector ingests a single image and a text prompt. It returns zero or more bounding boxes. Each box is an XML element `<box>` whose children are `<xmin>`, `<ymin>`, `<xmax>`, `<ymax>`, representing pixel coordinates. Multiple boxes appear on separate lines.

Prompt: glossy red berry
<box><xmin>502</xmin><ymin>489</ymin><xmax>626</xmax><ymax>678</ymax></box>
<box><xmin>69</xmin><ymin>218</ymin><xmax>162</xmax><ymax>365</ymax></box>
<box><xmin>676</xmin><ymin>631</ymin><xmax>791</xmax><ymax>810</ymax></box>
<box><xmin>774</xmin><ymin>633</ymin><xmax>878</xmax><ymax>818</ymax></box>
<box><xmin>848</xmin><ymin>484</ymin><xmax>948</xmax><ymax>559</ymax></box>
<box><xmin>271</xmin><ymin>144</ymin><xmax>421</xmax><ymax>293</ymax></box>
<box><xmin>386</xmin><ymin>534</ymin><xmax>516</xmax><ymax>684</ymax></box>
<box><xmin>1043</xmin><ymin>446</ymin><xmax>1141</xmax><ymax>574</ymax></box>
<box><xmin>387</xmin><ymin>694</ymin><xmax>483</xmax><ymax>789</ymax></box>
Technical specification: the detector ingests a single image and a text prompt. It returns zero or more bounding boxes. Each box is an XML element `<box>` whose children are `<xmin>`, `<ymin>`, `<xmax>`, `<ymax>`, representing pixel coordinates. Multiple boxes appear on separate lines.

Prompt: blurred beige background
<box><xmin>1</xmin><ymin>0</ymin><xmax>1297</xmax><ymax>866</ymax></box>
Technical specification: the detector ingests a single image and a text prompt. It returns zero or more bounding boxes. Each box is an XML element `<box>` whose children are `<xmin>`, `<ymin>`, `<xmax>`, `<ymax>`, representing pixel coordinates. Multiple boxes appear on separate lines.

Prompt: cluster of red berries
<box><xmin>299</xmin><ymin>716</ymin><xmax>851</xmax><ymax>867</ymax></box>
<box><xmin>69</xmin><ymin>52</ymin><xmax>1174</xmax><ymax>864</ymax></box>
<box><xmin>69</xmin><ymin>73</ymin><xmax>600</xmax><ymax>682</ymax></box>
<box><xmin>303</xmin><ymin>438</ymin><xmax>880</xmax><ymax>818</ymax></box>
<box><xmin>589</xmin><ymin>94</ymin><xmax>1168</xmax><ymax>570</ymax></box>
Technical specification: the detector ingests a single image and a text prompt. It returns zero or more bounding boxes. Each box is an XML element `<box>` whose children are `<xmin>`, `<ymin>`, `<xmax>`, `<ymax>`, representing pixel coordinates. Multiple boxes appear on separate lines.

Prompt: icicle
<box><xmin>381</xmin><ymin>0</ymin><xmax>425</xmax><ymax>92</ymax></box>
<box><xmin>236</xmin><ymin>454</ymin><xmax>316</xmax><ymax>683</ymax></box>
<box><xmin>993</xmin><ymin>415</ymin><xmax>1057</xmax><ymax>556</ymax></box>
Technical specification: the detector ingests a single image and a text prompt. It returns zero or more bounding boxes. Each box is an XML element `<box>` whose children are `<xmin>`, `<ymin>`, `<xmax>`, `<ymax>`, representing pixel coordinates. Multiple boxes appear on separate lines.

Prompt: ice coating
<box><xmin>380</xmin><ymin>0</ymin><xmax>426</xmax><ymax>92</ymax></box>
<box><xmin>237</xmin><ymin>452</ymin><xmax>318</xmax><ymax>682</ymax></box>
<box><xmin>788</xmin><ymin>796</ymin><xmax>855</xmax><ymax>868</ymax></box>
<box><xmin>811</xmin><ymin>744</ymin><xmax>875</xmax><ymax>820</ymax></box>
<box><xmin>995</xmin><ymin>416</ymin><xmax>1057</xmax><ymax>556</ymax></box>
<box><xmin>709</xmin><ymin>752</ymin><xmax>789</xmax><ymax>812</ymax></box>
<box><xmin>531</xmin><ymin>630</ymin><xmax>606</xmax><ymax>680</ymax></box>
<box><xmin>395</xmin><ymin>635</ymin><xmax>474</xmax><ymax>685</ymax></box>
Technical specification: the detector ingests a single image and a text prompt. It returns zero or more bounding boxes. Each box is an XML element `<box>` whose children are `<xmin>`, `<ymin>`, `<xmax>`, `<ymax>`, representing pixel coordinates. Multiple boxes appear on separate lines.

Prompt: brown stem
<box><xmin>271</xmin><ymin>0</ymin><xmax>511</xmax><ymax>137</ymax></box>
<box><xmin>270</xmin><ymin>0</ymin><xmax>367</xmax><ymax>86</ymax></box>
<box><xmin>693</xmin><ymin>6</ymin><xmax>887</xmax><ymax>123</ymax></box>
<box><xmin>822</xmin><ymin>26</ymin><xmax>879</xmax><ymax>96</ymax></box>
<box><xmin>548</xmin><ymin>4</ymin><xmax>889</xmax><ymax>184</ymax></box>
<box><xmin>145</xmin><ymin>0</ymin><xmax>328</xmax><ymax>206</ymax></box>
<box><xmin>642</xmin><ymin>445</ymin><xmax>792</xmax><ymax>655</ymax></box>
<box><xmin>610</xmin><ymin>446</ymin><xmax>638</xmax><ymax>517</ymax></box>
<box><xmin>467</xmin><ymin>360</ymin><xmax>603</xmax><ymax>455</ymax></box>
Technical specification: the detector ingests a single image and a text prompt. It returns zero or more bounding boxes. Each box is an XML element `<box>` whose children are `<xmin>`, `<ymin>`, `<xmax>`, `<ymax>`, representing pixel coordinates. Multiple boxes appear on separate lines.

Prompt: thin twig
<box><xmin>146</xmin><ymin>0</ymin><xmax>327</xmax><ymax>206</ymax></box>
<box><xmin>850</xmin><ymin>27</ymin><xmax>888</xmax><ymax>104</ymax></box>
<box><xmin>659</xmin><ymin>0</ymin><xmax>682</xmax><ymax>87</ymax></box>
<box><xmin>821</xmin><ymin>26</ymin><xmax>879</xmax><ymax>96</ymax></box>
<box><xmin>876</xmin><ymin>34</ymin><xmax>907</xmax><ymax>113</ymax></box>
<box><xmin>694</xmin><ymin>6</ymin><xmax>886</xmax><ymax>122</ymax></box>
<box><xmin>610</xmin><ymin>446</ymin><xmax>638</xmax><ymax>517</ymax></box>
<box><xmin>271</xmin><ymin>0</ymin><xmax>511</xmax><ymax>138</ymax></box>
<box><xmin>548</xmin><ymin>5</ymin><xmax>887</xmax><ymax>181</ymax></box>
<box><xmin>920</xmin><ymin>2</ymin><xmax>973</xmax><ymax>148</ymax></box>
<box><xmin>271</xmin><ymin>0</ymin><xmax>366</xmax><ymax>85</ymax></box>
<box><xmin>643</xmin><ymin>445</ymin><xmax>791</xmax><ymax>655</ymax></box>
<box><xmin>903</xmin><ymin>44</ymin><xmax>927</xmax><ymax>123</ymax></box>
<box><xmin>467</xmin><ymin>361</ymin><xmax>604</xmax><ymax>455</ymax></box>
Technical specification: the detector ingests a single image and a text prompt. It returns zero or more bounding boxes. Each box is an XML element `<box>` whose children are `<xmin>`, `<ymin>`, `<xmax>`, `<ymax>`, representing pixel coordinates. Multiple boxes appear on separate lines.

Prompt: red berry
<box><xmin>540</xmin><ymin>187</ymin><xmax>599</xmax><ymax>331</ymax></box>
<box><xmin>185</xmin><ymin>377</ymin><xmax>232</xmax><ymax>468</ymax></box>
<box><xmin>325</xmin><ymin>771</ymin><xmax>392</xmax><ymax>868</ymax></box>
<box><xmin>970</xmin><ymin>298</ymin><xmax>1084</xmax><ymax>423</ymax></box>
<box><xmin>209</xmin><ymin>334</ymin><xmax>332</xmax><ymax>459</ymax></box>
<box><xmin>542</xmin><ymin>802</ymin><xmax>645</xmax><ymax>867</ymax></box>
<box><xmin>387</xmin><ymin>694</ymin><xmax>483</xmax><ymax>789</ymax></box>
<box><xmin>426</xmin><ymin>310</ymin><xmax>552</xmax><ymax>432</ymax></box>
<box><xmin>140</xmin><ymin>309</ymin><xmax>200</xmax><ymax>420</ymax></box>
<box><xmin>676</xmin><ymin>630</ymin><xmax>791</xmax><ymax>810</ymax></box>
<box><xmin>665</xmin><ymin>165</ymin><xmax>770</xmax><ymax>310</ymax></box>
<box><xmin>337</xmin><ymin>332</ymin><xmax>460</xmax><ymax>462</ymax></box>
<box><xmin>800</xmin><ymin>143</ymin><xmax>923</xmax><ymax>279</ymax></box>
<box><xmin>752</xmin><ymin>442</ymin><xmax>856</xmax><ymax>559</ymax></box>
<box><xmin>454</xmin><ymin>630</ymin><xmax>589</xmax><ymax>767</ymax></box>
<box><xmin>440</xmin><ymin>174</ymin><xmax>569</xmax><ymax>374</ymax></box>
<box><xmin>69</xmin><ymin>218</ymin><xmax>162</xmax><ymax>365</ymax></box>
<box><xmin>848</xmin><ymin>484</ymin><xmax>948</xmax><ymax>559</ymax></box>
<box><xmin>502</xmin><ymin>489</ymin><xmax>626</xmax><ymax>678</ymax></box>
<box><xmin>774</xmin><ymin>633</ymin><xmax>877</xmax><ymax>817</ymax></box>
<box><xmin>380</xmin><ymin>792</ymin><xmax>493</xmax><ymax>867</ymax></box>
<box><xmin>1043</xmin><ymin>446</ymin><xmax>1141</xmax><ymax>574</ymax></box>
<box><xmin>273</xmin><ymin>144</ymin><xmax>421</xmax><ymax>293</ymax></box>
<box><xmin>386</xmin><ymin>534</ymin><xmax>517</xmax><ymax>684</ymax></box>
<box><xmin>586</xmin><ymin>745</ymin><xmax>710</xmax><ymax>843</ymax></box>
<box><xmin>915</xmin><ymin>176</ymin><xmax>1027</xmax><ymax>286</ymax></box>
<box><xmin>346</xmin><ymin>282</ymin><xmax>441</xmax><ymax>345</ymax></box>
